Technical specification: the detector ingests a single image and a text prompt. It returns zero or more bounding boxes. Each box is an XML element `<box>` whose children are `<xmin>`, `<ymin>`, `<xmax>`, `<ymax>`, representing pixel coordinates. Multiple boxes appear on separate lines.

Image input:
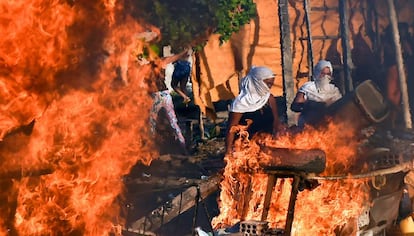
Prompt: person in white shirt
<box><xmin>291</xmin><ymin>60</ymin><xmax>342</xmax><ymax>128</ymax></box>
<box><xmin>225</xmin><ymin>66</ymin><xmax>284</xmax><ymax>155</ymax></box>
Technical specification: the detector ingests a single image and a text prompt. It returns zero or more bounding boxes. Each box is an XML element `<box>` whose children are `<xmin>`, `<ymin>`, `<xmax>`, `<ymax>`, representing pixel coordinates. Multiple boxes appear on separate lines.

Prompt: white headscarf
<box><xmin>313</xmin><ymin>60</ymin><xmax>333</xmax><ymax>79</ymax></box>
<box><xmin>230</xmin><ymin>66</ymin><xmax>275</xmax><ymax>113</ymax></box>
<box><xmin>299</xmin><ymin>59</ymin><xmax>342</xmax><ymax>104</ymax></box>
<box><xmin>313</xmin><ymin>60</ymin><xmax>333</xmax><ymax>92</ymax></box>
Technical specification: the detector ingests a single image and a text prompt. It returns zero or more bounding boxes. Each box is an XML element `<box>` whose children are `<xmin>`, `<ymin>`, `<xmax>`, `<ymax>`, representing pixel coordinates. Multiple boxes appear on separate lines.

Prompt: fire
<box><xmin>213</xmin><ymin>120</ymin><xmax>370</xmax><ymax>235</ymax></box>
<box><xmin>1</xmin><ymin>0</ymin><xmax>160</xmax><ymax>235</ymax></box>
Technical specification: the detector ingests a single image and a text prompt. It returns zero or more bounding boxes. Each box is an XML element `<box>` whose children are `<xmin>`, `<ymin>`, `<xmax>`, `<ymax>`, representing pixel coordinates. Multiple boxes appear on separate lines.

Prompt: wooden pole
<box><xmin>303</xmin><ymin>0</ymin><xmax>314</xmax><ymax>79</ymax></box>
<box><xmin>278</xmin><ymin>0</ymin><xmax>295</xmax><ymax>126</ymax></box>
<box><xmin>338</xmin><ymin>0</ymin><xmax>354</xmax><ymax>93</ymax></box>
<box><xmin>386</xmin><ymin>0</ymin><xmax>412</xmax><ymax>129</ymax></box>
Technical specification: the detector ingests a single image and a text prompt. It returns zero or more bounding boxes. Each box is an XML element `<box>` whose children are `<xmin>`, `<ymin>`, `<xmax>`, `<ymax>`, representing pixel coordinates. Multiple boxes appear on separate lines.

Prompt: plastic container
<box><xmin>327</xmin><ymin>80</ymin><xmax>389</xmax><ymax>129</ymax></box>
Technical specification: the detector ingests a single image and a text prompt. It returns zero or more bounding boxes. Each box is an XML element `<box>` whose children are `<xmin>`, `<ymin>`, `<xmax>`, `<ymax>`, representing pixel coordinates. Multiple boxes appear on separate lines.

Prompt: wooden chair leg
<box><xmin>285</xmin><ymin>175</ymin><xmax>301</xmax><ymax>236</ymax></box>
<box><xmin>261</xmin><ymin>174</ymin><xmax>277</xmax><ymax>221</ymax></box>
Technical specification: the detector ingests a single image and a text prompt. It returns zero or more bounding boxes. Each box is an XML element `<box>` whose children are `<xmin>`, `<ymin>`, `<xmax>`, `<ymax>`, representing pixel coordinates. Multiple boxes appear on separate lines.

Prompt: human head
<box><xmin>247</xmin><ymin>66</ymin><xmax>275</xmax><ymax>88</ymax></box>
<box><xmin>313</xmin><ymin>60</ymin><xmax>333</xmax><ymax>81</ymax></box>
<box><xmin>230</xmin><ymin>66</ymin><xmax>275</xmax><ymax>113</ymax></box>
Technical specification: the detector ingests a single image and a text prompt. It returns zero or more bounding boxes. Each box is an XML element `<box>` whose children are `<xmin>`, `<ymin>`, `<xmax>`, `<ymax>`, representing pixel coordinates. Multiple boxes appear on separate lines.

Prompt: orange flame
<box><xmin>213</xmin><ymin>121</ymin><xmax>370</xmax><ymax>234</ymax></box>
<box><xmin>0</xmin><ymin>0</ymin><xmax>160</xmax><ymax>235</ymax></box>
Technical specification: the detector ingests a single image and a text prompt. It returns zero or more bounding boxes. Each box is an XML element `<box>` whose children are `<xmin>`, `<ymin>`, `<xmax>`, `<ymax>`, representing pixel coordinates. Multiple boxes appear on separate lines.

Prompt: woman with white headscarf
<box><xmin>225</xmin><ymin>66</ymin><xmax>283</xmax><ymax>154</ymax></box>
<box><xmin>290</xmin><ymin>59</ymin><xmax>342</xmax><ymax>128</ymax></box>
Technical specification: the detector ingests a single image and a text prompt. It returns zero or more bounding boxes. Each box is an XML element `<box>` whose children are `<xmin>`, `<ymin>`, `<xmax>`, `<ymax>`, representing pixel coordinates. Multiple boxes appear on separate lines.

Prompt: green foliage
<box><xmin>128</xmin><ymin>0</ymin><xmax>256</xmax><ymax>52</ymax></box>
<box><xmin>215</xmin><ymin>0</ymin><xmax>257</xmax><ymax>44</ymax></box>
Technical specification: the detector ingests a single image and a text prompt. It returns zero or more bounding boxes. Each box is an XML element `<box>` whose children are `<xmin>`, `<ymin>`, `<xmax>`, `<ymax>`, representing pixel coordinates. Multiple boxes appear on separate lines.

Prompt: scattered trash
<box><xmin>215</xmin><ymin>222</ymin><xmax>240</xmax><ymax>235</ymax></box>
<box><xmin>195</xmin><ymin>226</ymin><xmax>212</xmax><ymax>236</ymax></box>
<box><xmin>142</xmin><ymin>172</ymin><xmax>151</xmax><ymax>178</ymax></box>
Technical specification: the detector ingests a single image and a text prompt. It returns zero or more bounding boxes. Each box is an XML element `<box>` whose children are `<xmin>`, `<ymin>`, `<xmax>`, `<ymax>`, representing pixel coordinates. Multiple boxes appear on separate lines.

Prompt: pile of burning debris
<box><xmin>210</xmin><ymin>80</ymin><xmax>414</xmax><ymax>236</ymax></box>
<box><xmin>127</xmin><ymin>80</ymin><xmax>414</xmax><ymax>236</ymax></box>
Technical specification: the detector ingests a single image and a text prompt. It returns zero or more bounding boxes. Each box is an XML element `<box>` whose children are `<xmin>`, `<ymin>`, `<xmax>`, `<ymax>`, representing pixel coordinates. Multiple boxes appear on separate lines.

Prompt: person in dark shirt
<box><xmin>171</xmin><ymin>59</ymin><xmax>192</xmax><ymax>104</ymax></box>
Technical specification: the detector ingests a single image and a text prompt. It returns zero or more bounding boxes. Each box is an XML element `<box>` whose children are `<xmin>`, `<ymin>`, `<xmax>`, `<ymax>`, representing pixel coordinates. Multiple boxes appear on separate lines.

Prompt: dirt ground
<box><xmin>123</xmin><ymin>99</ymin><xmax>228</xmax><ymax>235</ymax></box>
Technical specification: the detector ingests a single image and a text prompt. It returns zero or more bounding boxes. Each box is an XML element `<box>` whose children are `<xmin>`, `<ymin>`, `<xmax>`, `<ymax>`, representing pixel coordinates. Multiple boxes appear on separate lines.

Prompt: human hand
<box><xmin>183</xmin><ymin>96</ymin><xmax>191</xmax><ymax>104</ymax></box>
<box><xmin>187</xmin><ymin>47</ymin><xmax>193</xmax><ymax>55</ymax></box>
<box><xmin>325</xmin><ymin>98</ymin><xmax>336</xmax><ymax>106</ymax></box>
<box><xmin>273</xmin><ymin>121</ymin><xmax>287</xmax><ymax>136</ymax></box>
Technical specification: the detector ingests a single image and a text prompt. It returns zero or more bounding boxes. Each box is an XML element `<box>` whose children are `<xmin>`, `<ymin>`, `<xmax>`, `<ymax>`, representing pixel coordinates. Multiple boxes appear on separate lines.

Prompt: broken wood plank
<box><xmin>126</xmin><ymin>173</ymin><xmax>222</xmax><ymax>233</ymax></box>
<box><xmin>125</xmin><ymin>176</ymin><xmax>205</xmax><ymax>194</ymax></box>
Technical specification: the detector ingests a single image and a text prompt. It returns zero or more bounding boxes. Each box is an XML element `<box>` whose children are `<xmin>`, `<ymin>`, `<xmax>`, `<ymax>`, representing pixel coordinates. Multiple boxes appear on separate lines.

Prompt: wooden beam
<box><xmin>386</xmin><ymin>0</ymin><xmax>412</xmax><ymax>129</ymax></box>
<box><xmin>278</xmin><ymin>0</ymin><xmax>295</xmax><ymax>126</ymax></box>
<box><xmin>299</xmin><ymin>35</ymin><xmax>341</xmax><ymax>40</ymax></box>
<box><xmin>339</xmin><ymin>0</ymin><xmax>354</xmax><ymax>93</ymax></box>
<box><xmin>126</xmin><ymin>173</ymin><xmax>222</xmax><ymax>233</ymax></box>
<box><xmin>303</xmin><ymin>0</ymin><xmax>314</xmax><ymax>78</ymax></box>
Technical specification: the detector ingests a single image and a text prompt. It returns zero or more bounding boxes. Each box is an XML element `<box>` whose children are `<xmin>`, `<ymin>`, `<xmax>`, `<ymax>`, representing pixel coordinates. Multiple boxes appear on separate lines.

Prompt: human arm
<box><xmin>328</xmin><ymin>87</ymin><xmax>342</xmax><ymax>105</ymax></box>
<box><xmin>225</xmin><ymin>112</ymin><xmax>243</xmax><ymax>155</ymax></box>
<box><xmin>386</xmin><ymin>65</ymin><xmax>402</xmax><ymax>107</ymax></box>
<box><xmin>291</xmin><ymin>92</ymin><xmax>306</xmax><ymax>112</ymax></box>
<box><xmin>268</xmin><ymin>95</ymin><xmax>283</xmax><ymax>134</ymax></box>
<box><xmin>171</xmin><ymin>75</ymin><xmax>191</xmax><ymax>103</ymax></box>
<box><xmin>160</xmin><ymin>49</ymin><xmax>189</xmax><ymax>68</ymax></box>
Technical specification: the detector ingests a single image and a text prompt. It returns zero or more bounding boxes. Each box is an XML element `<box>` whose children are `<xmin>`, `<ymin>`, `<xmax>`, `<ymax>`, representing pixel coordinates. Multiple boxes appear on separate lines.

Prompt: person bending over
<box><xmin>225</xmin><ymin>66</ymin><xmax>283</xmax><ymax>155</ymax></box>
<box><xmin>148</xmin><ymin>49</ymin><xmax>190</xmax><ymax>154</ymax></box>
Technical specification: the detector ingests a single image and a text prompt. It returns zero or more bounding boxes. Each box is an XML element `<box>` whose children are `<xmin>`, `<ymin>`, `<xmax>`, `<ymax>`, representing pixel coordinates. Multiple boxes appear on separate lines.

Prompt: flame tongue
<box><xmin>213</xmin><ymin>122</ymin><xmax>369</xmax><ymax>234</ymax></box>
<box><xmin>1</xmin><ymin>1</ymin><xmax>159</xmax><ymax>235</ymax></box>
